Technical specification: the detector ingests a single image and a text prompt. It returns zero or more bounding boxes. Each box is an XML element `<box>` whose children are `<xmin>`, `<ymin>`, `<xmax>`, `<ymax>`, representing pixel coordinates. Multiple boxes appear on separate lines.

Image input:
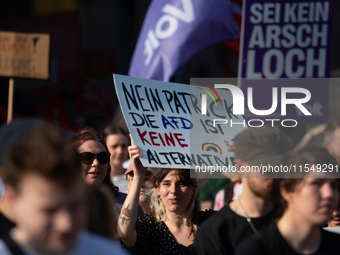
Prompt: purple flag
<box><xmin>129</xmin><ymin>0</ymin><xmax>239</xmax><ymax>81</ymax></box>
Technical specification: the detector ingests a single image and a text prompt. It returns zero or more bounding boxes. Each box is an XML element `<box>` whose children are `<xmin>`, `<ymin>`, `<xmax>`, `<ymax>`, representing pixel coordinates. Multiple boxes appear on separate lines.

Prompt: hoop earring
<box><xmin>158</xmin><ymin>195</ymin><xmax>161</xmax><ymax>200</ymax></box>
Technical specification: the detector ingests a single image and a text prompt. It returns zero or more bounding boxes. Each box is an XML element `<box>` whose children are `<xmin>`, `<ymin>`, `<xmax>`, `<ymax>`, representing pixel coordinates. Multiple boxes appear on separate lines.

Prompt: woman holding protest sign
<box><xmin>117</xmin><ymin>140</ymin><xmax>214</xmax><ymax>255</ymax></box>
<box><xmin>235</xmin><ymin>147</ymin><xmax>340</xmax><ymax>255</ymax></box>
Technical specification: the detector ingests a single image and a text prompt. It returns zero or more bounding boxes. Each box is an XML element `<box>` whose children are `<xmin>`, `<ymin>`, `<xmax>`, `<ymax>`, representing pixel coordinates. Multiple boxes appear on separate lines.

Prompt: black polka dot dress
<box><xmin>125</xmin><ymin>210</ymin><xmax>214</xmax><ymax>255</ymax></box>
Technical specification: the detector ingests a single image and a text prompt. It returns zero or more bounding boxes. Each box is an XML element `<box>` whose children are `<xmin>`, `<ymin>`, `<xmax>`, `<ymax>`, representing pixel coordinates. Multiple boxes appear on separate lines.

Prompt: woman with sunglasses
<box><xmin>75</xmin><ymin>127</ymin><xmax>144</xmax><ymax>239</ymax></box>
<box><xmin>117</xmin><ymin>142</ymin><xmax>214</xmax><ymax>255</ymax></box>
<box><xmin>75</xmin><ymin>126</ymin><xmax>114</xmax><ymax>190</ymax></box>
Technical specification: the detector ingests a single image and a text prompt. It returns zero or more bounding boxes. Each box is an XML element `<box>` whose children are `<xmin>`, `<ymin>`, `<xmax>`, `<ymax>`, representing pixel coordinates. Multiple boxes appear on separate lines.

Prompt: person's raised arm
<box><xmin>117</xmin><ymin>136</ymin><xmax>145</xmax><ymax>248</ymax></box>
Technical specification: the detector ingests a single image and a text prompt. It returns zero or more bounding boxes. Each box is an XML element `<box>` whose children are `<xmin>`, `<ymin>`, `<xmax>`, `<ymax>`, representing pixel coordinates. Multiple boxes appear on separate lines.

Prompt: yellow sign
<box><xmin>0</xmin><ymin>31</ymin><xmax>50</xmax><ymax>79</ymax></box>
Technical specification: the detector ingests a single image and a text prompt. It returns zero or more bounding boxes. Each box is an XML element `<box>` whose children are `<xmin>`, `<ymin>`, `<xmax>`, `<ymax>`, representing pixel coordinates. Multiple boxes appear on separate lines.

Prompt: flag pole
<box><xmin>7</xmin><ymin>78</ymin><xmax>14</xmax><ymax>124</ymax></box>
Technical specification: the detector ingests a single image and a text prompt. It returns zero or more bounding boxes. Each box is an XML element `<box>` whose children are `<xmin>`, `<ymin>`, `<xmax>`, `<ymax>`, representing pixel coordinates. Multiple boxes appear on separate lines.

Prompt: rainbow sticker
<box><xmin>202</xmin><ymin>143</ymin><xmax>222</xmax><ymax>154</ymax></box>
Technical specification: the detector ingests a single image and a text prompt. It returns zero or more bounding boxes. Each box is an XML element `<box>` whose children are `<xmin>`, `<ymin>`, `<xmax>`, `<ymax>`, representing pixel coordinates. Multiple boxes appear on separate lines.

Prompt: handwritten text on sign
<box><xmin>114</xmin><ymin>75</ymin><xmax>246</xmax><ymax>169</ymax></box>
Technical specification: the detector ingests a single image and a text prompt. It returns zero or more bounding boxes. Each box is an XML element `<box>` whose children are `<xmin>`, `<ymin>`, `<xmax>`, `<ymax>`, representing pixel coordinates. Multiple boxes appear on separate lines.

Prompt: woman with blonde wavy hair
<box><xmin>117</xmin><ymin>142</ymin><xmax>214</xmax><ymax>255</ymax></box>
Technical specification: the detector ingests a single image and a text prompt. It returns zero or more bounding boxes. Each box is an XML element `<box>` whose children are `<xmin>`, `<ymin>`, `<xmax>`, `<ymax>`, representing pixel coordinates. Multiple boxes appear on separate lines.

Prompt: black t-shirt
<box><xmin>0</xmin><ymin>211</ymin><xmax>15</xmax><ymax>238</ymax></box>
<box><xmin>235</xmin><ymin>223</ymin><xmax>340</xmax><ymax>255</ymax></box>
<box><xmin>125</xmin><ymin>210</ymin><xmax>215</xmax><ymax>255</ymax></box>
<box><xmin>193</xmin><ymin>204</ymin><xmax>276</xmax><ymax>255</ymax></box>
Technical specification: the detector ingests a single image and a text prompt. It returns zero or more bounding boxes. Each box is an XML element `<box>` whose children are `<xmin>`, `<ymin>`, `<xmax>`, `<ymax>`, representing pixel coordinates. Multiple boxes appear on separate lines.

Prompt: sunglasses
<box><xmin>79</xmin><ymin>152</ymin><xmax>110</xmax><ymax>165</ymax></box>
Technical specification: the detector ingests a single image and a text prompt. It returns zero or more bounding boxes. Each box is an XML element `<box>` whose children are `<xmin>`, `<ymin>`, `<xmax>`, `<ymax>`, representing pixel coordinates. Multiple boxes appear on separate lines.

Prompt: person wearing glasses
<box><xmin>75</xmin><ymin>126</ymin><xmax>115</xmax><ymax>189</ymax></box>
<box><xmin>74</xmin><ymin>127</ymin><xmax>144</xmax><ymax>229</ymax></box>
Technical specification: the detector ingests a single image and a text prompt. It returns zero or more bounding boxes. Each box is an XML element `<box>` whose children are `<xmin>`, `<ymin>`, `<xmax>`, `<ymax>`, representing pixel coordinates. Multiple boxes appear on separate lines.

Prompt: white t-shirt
<box><xmin>111</xmin><ymin>175</ymin><xmax>128</xmax><ymax>194</ymax></box>
<box><xmin>0</xmin><ymin>230</ymin><xmax>126</xmax><ymax>255</ymax></box>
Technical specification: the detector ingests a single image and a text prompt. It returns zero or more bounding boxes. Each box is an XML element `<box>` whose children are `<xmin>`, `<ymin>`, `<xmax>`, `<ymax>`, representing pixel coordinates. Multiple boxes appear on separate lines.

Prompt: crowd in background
<box><xmin>0</xmin><ymin>119</ymin><xmax>340</xmax><ymax>254</ymax></box>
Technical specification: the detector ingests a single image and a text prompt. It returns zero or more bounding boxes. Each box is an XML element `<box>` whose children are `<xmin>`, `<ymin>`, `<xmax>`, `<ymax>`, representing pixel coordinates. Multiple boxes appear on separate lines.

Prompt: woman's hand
<box><xmin>128</xmin><ymin>134</ymin><xmax>146</xmax><ymax>180</ymax></box>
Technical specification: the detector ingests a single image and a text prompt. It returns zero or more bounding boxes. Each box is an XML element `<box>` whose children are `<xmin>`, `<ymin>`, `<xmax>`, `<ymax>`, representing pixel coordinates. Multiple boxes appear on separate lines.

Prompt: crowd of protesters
<box><xmin>0</xmin><ymin>119</ymin><xmax>340</xmax><ymax>255</ymax></box>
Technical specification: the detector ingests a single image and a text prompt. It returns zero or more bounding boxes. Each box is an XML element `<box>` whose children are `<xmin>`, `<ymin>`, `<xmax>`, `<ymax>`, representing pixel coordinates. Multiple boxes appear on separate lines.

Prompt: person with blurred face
<box><xmin>0</xmin><ymin>120</ymin><xmax>63</xmax><ymax>240</ymax></box>
<box><xmin>103</xmin><ymin>125</ymin><xmax>129</xmax><ymax>193</ymax></box>
<box><xmin>125</xmin><ymin>164</ymin><xmax>156</xmax><ymax>214</ymax></box>
<box><xmin>324</xmin><ymin>122</ymin><xmax>340</xmax><ymax>164</ymax></box>
<box><xmin>236</xmin><ymin>147</ymin><xmax>340</xmax><ymax>255</ymax></box>
<box><xmin>328</xmin><ymin>204</ymin><xmax>340</xmax><ymax>227</ymax></box>
<box><xmin>0</xmin><ymin>123</ymin><xmax>125</xmax><ymax>255</ymax></box>
<box><xmin>9</xmin><ymin>174</ymin><xmax>86</xmax><ymax>254</ymax></box>
<box><xmin>194</xmin><ymin>126</ymin><xmax>293</xmax><ymax>255</ymax></box>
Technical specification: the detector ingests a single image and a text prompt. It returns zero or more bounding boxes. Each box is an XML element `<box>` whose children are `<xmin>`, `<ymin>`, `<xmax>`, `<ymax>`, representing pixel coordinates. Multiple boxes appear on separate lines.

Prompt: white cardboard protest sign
<box><xmin>113</xmin><ymin>74</ymin><xmax>246</xmax><ymax>169</ymax></box>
